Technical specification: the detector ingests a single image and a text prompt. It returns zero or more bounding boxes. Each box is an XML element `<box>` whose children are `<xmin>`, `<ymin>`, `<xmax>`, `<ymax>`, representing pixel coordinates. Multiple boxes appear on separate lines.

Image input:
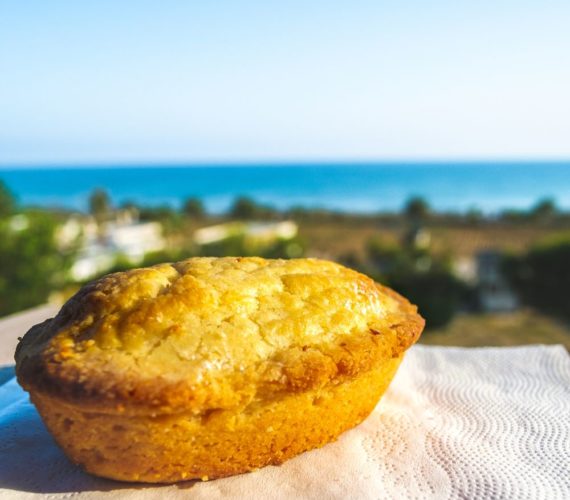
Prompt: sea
<box><xmin>0</xmin><ymin>162</ymin><xmax>569</xmax><ymax>214</ymax></box>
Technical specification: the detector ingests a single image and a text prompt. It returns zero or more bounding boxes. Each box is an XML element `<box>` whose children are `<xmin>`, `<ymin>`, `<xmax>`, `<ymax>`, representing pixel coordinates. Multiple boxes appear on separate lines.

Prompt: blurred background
<box><xmin>1</xmin><ymin>1</ymin><xmax>569</xmax><ymax>349</ymax></box>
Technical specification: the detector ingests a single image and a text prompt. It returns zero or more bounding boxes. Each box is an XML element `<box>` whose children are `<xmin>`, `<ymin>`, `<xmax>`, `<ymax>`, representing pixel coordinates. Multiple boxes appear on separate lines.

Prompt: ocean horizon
<box><xmin>1</xmin><ymin>162</ymin><xmax>569</xmax><ymax>214</ymax></box>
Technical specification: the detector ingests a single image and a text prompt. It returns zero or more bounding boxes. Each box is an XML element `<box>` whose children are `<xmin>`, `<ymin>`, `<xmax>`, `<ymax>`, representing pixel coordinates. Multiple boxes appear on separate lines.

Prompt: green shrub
<box><xmin>504</xmin><ymin>235</ymin><xmax>570</xmax><ymax>319</ymax></box>
<box><xmin>365</xmin><ymin>233</ymin><xmax>469</xmax><ymax>329</ymax></box>
<box><xmin>182</xmin><ymin>198</ymin><xmax>205</xmax><ymax>218</ymax></box>
<box><xmin>0</xmin><ymin>211</ymin><xmax>76</xmax><ymax>316</ymax></box>
<box><xmin>0</xmin><ymin>180</ymin><xmax>15</xmax><ymax>217</ymax></box>
<box><xmin>229</xmin><ymin>197</ymin><xmax>277</xmax><ymax>220</ymax></box>
<box><xmin>388</xmin><ymin>270</ymin><xmax>468</xmax><ymax>329</ymax></box>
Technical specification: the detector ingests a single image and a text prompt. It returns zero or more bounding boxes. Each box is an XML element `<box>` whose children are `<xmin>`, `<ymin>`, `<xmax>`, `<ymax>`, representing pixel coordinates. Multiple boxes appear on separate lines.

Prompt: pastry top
<box><xmin>16</xmin><ymin>257</ymin><xmax>423</xmax><ymax>415</ymax></box>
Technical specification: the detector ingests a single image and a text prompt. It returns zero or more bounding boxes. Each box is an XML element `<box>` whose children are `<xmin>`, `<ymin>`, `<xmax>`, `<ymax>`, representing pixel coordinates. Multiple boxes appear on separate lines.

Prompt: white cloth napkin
<box><xmin>1</xmin><ymin>345</ymin><xmax>569</xmax><ymax>500</ymax></box>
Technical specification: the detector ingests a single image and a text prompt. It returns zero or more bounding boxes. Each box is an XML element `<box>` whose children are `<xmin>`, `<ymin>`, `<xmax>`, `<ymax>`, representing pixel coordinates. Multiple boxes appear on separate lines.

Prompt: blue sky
<box><xmin>1</xmin><ymin>1</ymin><xmax>569</xmax><ymax>165</ymax></box>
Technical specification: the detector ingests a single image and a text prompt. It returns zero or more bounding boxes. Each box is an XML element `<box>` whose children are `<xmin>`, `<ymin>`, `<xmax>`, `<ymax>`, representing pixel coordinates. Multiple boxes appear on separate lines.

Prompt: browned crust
<box><xmin>16</xmin><ymin>279</ymin><xmax>424</xmax><ymax>416</ymax></box>
<box><xmin>374</xmin><ymin>282</ymin><xmax>425</xmax><ymax>351</ymax></box>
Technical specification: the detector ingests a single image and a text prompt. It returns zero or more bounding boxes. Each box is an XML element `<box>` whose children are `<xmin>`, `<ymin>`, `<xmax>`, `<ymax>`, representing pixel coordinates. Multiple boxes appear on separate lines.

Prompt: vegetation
<box><xmin>137</xmin><ymin>204</ymin><xmax>185</xmax><ymax>239</ymax></box>
<box><xmin>182</xmin><ymin>197</ymin><xmax>205</xmax><ymax>218</ymax></box>
<box><xmin>529</xmin><ymin>198</ymin><xmax>557</xmax><ymax>222</ymax></box>
<box><xmin>0</xmin><ymin>182</ymin><xmax>76</xmax><ymax>315</ymax></box>
<box><xmin>230</xmin><ymin>197</ymin><xmax>278</xmax><ymax>220</ymax></box>
<box><xmin>0</xmin><ymin>181</ymin><xmax>15</xmax><ymax>217</ymax></box>
<box><xmin>404</xmin><ymin>196</ymin><xmax>431</xmax><ymax>222</ymax></box>
<box><xmin>198</xmin><ymin>234</ymin><xmax>306</xmax><ymax>259</ymax></box>
<box><xmin>105</xmin><ymin>248</ymin><xmax>197</xmax><ymax>275</ymax></box>
<box><xmin>504</xmin><ymin>234</ymin><xmax>570</xmax><ymax>320</ymax></box>
<box><xmin>88</xmin><ymin>188</ymin><xmax>112</xmax><ymax>222</ymax></box>
<box><xmin>389</xmin><ymin>270</ymin><xmax>469</xmax><ymax>329</ymax></box>
<box><xmin>354</xmin><ymin>233</ymin><xmax>469</xmax><ymax>329</ymax></box>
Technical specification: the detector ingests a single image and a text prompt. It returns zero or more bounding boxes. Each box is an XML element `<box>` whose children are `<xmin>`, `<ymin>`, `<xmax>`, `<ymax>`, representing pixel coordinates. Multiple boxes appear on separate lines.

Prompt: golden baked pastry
<box><xmin>15</xmin><ymin>257</ymin><xmax>424</xmax><ymax>483</ymax></box>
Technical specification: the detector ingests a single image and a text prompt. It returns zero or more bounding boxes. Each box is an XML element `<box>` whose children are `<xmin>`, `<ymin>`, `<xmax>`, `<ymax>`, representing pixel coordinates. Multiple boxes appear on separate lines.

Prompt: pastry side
<box><xmin>30</xmin><ymin>356</ymin><xmax>403</xmax><ymax>482</ymax></box>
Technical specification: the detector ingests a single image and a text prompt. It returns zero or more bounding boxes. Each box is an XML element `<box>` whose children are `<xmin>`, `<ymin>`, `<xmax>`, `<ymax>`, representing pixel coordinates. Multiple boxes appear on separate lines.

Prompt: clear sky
<box><xmin>1</xmin><ymin>1</ymin><xmax>569</xmax><ymax>165</ymax></box>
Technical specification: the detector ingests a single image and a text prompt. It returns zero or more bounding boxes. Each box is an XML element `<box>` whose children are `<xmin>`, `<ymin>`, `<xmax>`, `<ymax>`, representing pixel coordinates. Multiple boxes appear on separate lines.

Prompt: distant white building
<box><xmin>70</xmin><ymin>245</ymin><xmax>117</xmax><ymax>282</ymax></box>
<box><xmin>56</xmin><ymin>216</ymin><xmax>98</xmax><ymax>248</ymax></box>
<box><xmin>193</xmin><ymin>220</ymin><xmax>298</xmax><ymax>245</ymax></box>
<box><xmin>61</xmin><ymin>214</ymin><xmax>166</xmax><ymax>281</ymax></box>
<box><xmin>245</xmin><ymin>221</ymin><xmax>298</xmax><ymax>242</ymax></box>
<box><xmin>106</xmin><ymin>221</ymin><xmax>165</xmax><ymax>262</ymax></box>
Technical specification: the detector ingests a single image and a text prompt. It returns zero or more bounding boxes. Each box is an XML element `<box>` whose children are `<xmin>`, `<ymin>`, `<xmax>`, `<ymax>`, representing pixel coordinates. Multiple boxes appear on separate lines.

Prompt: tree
<box><xmin>0</xmin><ymin>180</ymin><xmax>16</xmax><ymax>217</ymax></box>
<box><xmin>404</xmin><ymin>196</ymin><xmax>430</xmax><ymax>221</ymax></box>
<box><xmin>183</xmin><ymin>197</ymin><xmax>205</xmax><ymax>218</ymax></box>
<box><xmin>0</xmin><ymin>211</ymin><xmax>76</xmax><ymax>316</ymax></box>
<box><xmin>229</xmin><ymin>196</ymin><xmax>278</xmax><ymax>220</ymax></box>
<box><xmin>89</xmin><ymin>189</ymin><xmax>111</xmax><ymax>222</ymax></box>
<box><xmin>465</xmin><ymin>208</ymin><xmax>483</xmax><ymax>226</ymax></box>
<box><xmin>230</xmin><ymin>197</ymin><xmax>259</xmax><ymax>219</ymax></box>
<box><xmin>530</xmin><ymin>198</ymin><xmax>557</xmax><ymax>222</ymax></box>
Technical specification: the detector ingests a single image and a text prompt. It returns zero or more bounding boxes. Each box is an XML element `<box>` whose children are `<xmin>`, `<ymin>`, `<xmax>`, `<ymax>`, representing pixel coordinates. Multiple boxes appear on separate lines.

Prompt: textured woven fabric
<box><xmin>1</xmin><ymin>345</ymin><xmax>569</xmax><ymax>499</ymax></box>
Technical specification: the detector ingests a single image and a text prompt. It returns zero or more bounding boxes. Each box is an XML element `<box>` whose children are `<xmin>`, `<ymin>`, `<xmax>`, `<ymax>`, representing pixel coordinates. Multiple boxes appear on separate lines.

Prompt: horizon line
<box><xmin>1</xmin><ymin>157</ymin><xmax>570</xmax><ymax>170</ymax></box>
